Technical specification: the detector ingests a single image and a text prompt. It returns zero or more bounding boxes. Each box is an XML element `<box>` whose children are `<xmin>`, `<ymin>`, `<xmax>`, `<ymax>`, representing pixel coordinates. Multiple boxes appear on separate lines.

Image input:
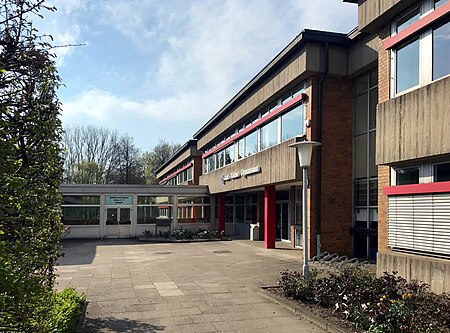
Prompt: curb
<box><xmin>137</xmin><ymin>237</ymin><xmax>232</xmax><ymax>243</ymax></box>
<box><xmin>257</xmin><ymin>286</ymin><xmax>351</xmax><ymax>333</ymax></box>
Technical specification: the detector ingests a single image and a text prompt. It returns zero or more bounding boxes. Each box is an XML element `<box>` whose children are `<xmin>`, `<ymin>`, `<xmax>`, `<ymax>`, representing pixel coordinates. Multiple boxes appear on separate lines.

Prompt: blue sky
<box><xmin>37</xmin><ymin>0</ymin><xmax>357</xmax><ymax>152</ymax></box>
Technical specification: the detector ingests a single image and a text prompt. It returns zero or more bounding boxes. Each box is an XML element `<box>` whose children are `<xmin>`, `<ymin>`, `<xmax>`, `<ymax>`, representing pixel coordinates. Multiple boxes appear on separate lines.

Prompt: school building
<box><xmin>61</xmin><ymin>0</ymin><xmax>450</xmax><ymax>292</ymax></box>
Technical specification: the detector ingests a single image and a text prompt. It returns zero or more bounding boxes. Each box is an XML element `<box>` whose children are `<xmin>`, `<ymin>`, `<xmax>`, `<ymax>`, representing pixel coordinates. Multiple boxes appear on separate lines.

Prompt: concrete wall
<box><xmin>199</xmin><ymin>139</ymin><xmax>299</xmax><ymax>194</ymax></box>
<box><xmin>377</xmin><ymin>76</ymin><xmax>450</xmax><ymax>165</ymax></box>
<box><xmin>378</xmin><ymin>251</ymin><xmax>450</xmax><ymax>294</ymax></box>
<box><xmin>357</xmin><ymin>0</ymin><xmax>417</xmax><ymax>32</ymax></box>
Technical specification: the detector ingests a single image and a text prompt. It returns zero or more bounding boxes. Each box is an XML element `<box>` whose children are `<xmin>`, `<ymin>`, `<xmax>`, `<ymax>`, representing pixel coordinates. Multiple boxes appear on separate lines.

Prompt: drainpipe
<box><xmin>315</xmin><ymin>42</ymin><xmax>329</xmax><ymax>257</ymax></box>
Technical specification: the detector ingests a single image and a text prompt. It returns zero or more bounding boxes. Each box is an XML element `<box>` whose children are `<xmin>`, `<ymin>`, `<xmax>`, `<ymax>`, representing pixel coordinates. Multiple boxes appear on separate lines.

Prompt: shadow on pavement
<box><xmin>80</xmin><ymin>317</ymin><xmax>165</xmax><ymax>333</ymax></box>
<box><xmin>58</xmin><ymin>239</ymin><xmax>142</xmax><ymax>266</ymax></box>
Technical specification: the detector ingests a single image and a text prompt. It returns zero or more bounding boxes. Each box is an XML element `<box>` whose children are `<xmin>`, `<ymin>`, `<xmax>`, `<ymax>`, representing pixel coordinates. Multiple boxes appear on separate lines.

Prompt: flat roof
<box><xmin>156</xmin><ymin>139</ymin><xmax>197</xmax><ymax>175</ymax></box>
<box><xmin>192</xmin><ymin>29</ymin><xmax>349</xmax><ymax>140</ymax></box>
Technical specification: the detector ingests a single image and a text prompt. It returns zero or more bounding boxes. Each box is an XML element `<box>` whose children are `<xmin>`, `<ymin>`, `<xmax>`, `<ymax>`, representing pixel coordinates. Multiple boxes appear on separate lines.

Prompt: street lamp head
<box><xmin>289</xmin><ymin>139</ymin><xmax>322</xmax><ymax>168</ymax></box>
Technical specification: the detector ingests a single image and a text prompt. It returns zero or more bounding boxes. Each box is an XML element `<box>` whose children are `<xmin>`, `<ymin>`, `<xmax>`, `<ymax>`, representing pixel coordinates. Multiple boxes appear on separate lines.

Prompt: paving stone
<box><xmin>58</xmin><ymin>240</ymin><xmax>329</xmax><ymax>333</ymax></box>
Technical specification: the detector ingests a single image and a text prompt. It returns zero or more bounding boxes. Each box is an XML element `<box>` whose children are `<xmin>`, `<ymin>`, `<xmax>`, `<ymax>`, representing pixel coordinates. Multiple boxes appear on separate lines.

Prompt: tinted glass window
<box><xmin>396</xmin><ymin>38</ymin><xmax>420</xmax><ymax>93</ymax></box>
<box><xmin>433</xmin><ymin>21</ymin><xmax>450</xmax><ymax>80</ymax></box>
<box><xmin>396</xmin><ymin>167</ymin><xmax>420</xmax><ymax>185</ymax></box>
<box><xmin>434</xmin><ymin>162</ymin><xmax>450</xmax><ymax>182</ymax></box>
<box><xmin>63</xmin><ymin>195</ymin><xmax>100</xmax><ymax>205</ymax></box>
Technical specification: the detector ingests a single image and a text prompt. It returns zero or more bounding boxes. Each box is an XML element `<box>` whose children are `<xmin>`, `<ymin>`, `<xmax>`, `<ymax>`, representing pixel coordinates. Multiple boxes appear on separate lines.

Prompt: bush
<box><xmin>46</xmin><ymin>288</ymin><xmax>86</xmax><ymax>333</ymax></box>
<box><xmin>278</xmin><ymin>268</ymin><xmax>450</xmax><ymax>333</ymax></box>
<box><xmin>173</xmin><ymin>228</ymin><xmax>193</xmax><ymax>240</ymax></box>
<box><xmin>197</xmin><ymin>229</ymin><xmax>217</xmax><ymax>239</ymax></box>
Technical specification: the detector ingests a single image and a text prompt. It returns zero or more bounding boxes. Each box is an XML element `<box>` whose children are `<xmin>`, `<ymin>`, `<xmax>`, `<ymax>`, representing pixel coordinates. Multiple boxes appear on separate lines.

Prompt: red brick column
<box><xmin>217</xmin><ymin>193</ymin><xmax>225</xmax><ymax>235</ymax></box>
<box><xmin>264</xmin><ymin>185</ymin><xmax>276</xmax><ymax>249</ymax></box>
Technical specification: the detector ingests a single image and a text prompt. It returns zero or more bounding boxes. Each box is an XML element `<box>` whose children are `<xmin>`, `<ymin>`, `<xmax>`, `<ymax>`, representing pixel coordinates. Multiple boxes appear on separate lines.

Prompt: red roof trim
<box><xmin>384</xmin><ymin>2</ymin><xmax>450</xmax><ymax>50</ymax></box>
<box><xmin>384</xmin><ymin>181</ymin><xmax>450</xmax><ymax>196</ymax></box>
<box><xmin>159</xmin><ymin>162</ymin><xmax>193</xmax><ymax>185</ymax></box>
<box><xmin>202</xmin><ymin>93</ymin><xmax>307</xmax><ymax>159</ymax></box>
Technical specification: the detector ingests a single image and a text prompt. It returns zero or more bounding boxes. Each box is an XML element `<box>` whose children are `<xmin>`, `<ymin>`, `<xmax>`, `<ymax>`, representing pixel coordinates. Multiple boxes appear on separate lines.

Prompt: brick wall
<box><xmin>377</xmin><ymin>26</ymin><xmax>391</xmax><ymax>253</ymax></box>
<box><xmin>308</xmin><ymin>76</ymin><xmax>353</xmax><ymax>257</ymax></box>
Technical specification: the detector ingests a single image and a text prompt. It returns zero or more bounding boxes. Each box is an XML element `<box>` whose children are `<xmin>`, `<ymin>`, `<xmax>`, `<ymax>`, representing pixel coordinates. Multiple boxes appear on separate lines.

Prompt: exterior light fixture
<box><xmin>289</xmin><ymin>139</ymin><xmax>321</xmax><ymax>279</ymax></box>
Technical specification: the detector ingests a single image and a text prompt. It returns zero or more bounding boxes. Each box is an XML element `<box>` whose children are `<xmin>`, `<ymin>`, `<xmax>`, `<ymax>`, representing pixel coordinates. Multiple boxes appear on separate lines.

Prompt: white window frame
<box><xmin>390</xmin><ymin>0</ymin><xmax>450</xmax><ymax>97</ymax></box>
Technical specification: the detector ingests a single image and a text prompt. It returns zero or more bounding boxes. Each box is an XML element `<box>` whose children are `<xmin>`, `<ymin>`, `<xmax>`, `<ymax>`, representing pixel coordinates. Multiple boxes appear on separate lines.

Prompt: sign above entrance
<box><xmin>105</xmin><ymin>195</ymin><xmax>133</xmax><ymax>205</ymax></box>
<box><xmin>221</xmin><ymin>166</ymin><xmax>261</xmax><ymax>184</ymax></box>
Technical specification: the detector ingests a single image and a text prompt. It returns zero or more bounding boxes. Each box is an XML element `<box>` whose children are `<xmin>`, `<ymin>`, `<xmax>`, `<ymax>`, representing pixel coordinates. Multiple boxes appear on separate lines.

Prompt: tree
<box><xmin>0</xmin><ymin>0</ymin><xmax>64</xmax><ymax>330</ymax></box>
<box><xmin>108</xmin><ymin>135</ymin><xmax>145</xmax><ymax>184</ymax></box>
<box><xmin>62</xmin><ymin>125</ymin><xmax>145</xmax><ymax>184</ymax></box>
<box><xmin>141</xmin><ymin>140</ymin><xmax>181</xmax><ymax>184</ymax></box>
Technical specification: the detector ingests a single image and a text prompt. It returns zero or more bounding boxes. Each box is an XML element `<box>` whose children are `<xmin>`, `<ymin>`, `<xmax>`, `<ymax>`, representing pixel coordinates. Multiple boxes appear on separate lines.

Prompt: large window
<box><xmin>62</xmin><ymin>195</ymin><xmax>100</xmax><ymax>225</ymax></box>
<box><xmin>433</xmin><ymin>21</ymin><xmax>450</xmax><ymax>80</ymax></box>
<box><xmin>260</xmin><ymin>119</ymin><xmax>278</xmax><ymax>150</ymax></box>
<box><xmin>352</xmin><ymin>69</ymin><xmax>378</xmax><ymax>261</ymax></box>
<box><xmin>281</xmin><ymin>105</ymin><xmax>304</xmax><ymax>141</ymax></box>
<box><xmin>392</xmin><ymin>3</ymin><xmax>450</xmax><ymax>94</ymax></box>
<box><xmin>245</xmin><ymin>131</ymin><xmax>258</xmax><ymax>157</ymax></box>
<box><xmin>203</xmin><ymin>85</ymin><xmax>305</xmax><ymax>173</ymax></box>
<box><xmin>137</xmin><ymin>196</ymin><xmax>172</xmax><ymax>224</ymax></box>
<box><xmin>396</xmin><ymin>38</ymin><xmax>420</xmax><ymax>93</ymax></box>
<box><xmin>177</xmin><ymin>196</ymin><xmax>211</xmax><ymax>223</ymax></box>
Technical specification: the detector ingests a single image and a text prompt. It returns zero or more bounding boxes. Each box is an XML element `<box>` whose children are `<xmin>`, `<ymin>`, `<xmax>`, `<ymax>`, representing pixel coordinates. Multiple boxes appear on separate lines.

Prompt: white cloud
<box><xmin>57</xmin><ymin>0</ymin><xmax>357</xmax><ymax>148</ymax></box>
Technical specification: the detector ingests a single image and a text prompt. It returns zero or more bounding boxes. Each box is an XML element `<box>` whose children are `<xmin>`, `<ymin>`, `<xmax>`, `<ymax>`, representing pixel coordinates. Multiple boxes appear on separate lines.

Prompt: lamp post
<box><xmin>289</xmin><ymin>139</ymin><xmax>321</xmax><ymax>279</ymax></box>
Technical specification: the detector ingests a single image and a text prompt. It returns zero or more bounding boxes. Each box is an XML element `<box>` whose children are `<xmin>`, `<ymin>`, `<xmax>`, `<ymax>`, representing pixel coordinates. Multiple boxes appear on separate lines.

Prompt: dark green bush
<box><xmin>278</xmin><ymin>268</ymin><xmax>450</xmax><ymax>333</ymax></box>
<box><xmin>197</xmin><ymin>229</ymin><xmax>216</xmax><ymax>239</ymax></box>
<box><xmin>47</xmin><ymin>288</ymin><xmax>86</xmax><ymax>333</ymax></box>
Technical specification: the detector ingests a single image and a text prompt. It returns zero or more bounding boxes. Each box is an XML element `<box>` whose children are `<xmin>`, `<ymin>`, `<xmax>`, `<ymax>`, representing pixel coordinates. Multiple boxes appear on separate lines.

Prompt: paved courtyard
<box><xmin>56</xmin><ymin>239</ymin><xmax>328</xmax><ymax>332</ymax></box>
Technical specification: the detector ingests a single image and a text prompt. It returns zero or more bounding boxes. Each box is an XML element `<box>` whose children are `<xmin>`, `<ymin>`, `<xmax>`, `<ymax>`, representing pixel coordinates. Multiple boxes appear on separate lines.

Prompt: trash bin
<box><xmin>250</xmin><ymin>224</ymin><xmax>259</xmax><ymax>241</ymax></box>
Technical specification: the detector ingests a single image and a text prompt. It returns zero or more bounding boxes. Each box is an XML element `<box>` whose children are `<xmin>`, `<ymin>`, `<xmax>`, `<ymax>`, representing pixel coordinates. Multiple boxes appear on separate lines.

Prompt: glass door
<box><xmin>276</xmin><ymin>203</ymin><xmax>290</xmax><ymax>241</ymax></box>
<box><xmin>105</xmin><ymin>207</ymin><xmax>132</xmax><ymax>238</ymax></box>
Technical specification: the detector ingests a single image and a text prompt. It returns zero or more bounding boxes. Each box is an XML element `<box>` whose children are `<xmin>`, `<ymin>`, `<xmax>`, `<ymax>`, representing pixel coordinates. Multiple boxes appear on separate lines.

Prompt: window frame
<box><xmin>390</xmin><ymin>0</ymin><xmax>450</xmax><ymax>97</ymax></box>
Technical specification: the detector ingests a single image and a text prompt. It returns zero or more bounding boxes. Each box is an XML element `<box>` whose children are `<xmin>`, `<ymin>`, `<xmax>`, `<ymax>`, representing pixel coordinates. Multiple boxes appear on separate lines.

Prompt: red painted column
<box><xmin>264</xmin><ymin>185</ymin><xmax>276</xmax><ymax>249</ymax></box>
<box><xmin>217</xmin><ymin>193</ymin><xmax>225</xmax><ymax>235</ymax></box>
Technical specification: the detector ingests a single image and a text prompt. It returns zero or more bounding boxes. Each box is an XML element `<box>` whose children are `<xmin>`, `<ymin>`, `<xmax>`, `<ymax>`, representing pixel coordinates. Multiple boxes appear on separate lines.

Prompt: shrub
<box><xmin>46</xmin><ymin>288</ymin><xmax>86</xmax><ymax>333</ymax></box>
<box><xmin>173</xmin><ymin>228</ymin><xmax>193</xmax><ymax>240</ymax></box>
<box><xmin>197</xmin><ymin>229</ymin><xmax>216</xmax><ymax>239</ymax></box>
<box><xmin>278</xmin><ymin>268</ymin><xmax>450</xmax><ymax>333</ymax></box>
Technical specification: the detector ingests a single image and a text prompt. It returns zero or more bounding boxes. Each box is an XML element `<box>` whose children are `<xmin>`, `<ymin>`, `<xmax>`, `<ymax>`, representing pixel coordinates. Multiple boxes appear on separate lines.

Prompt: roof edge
<box><xmin>192</xmin><ymin>29</ymin><xmax>349</xmax><ymax>140</ymax></box>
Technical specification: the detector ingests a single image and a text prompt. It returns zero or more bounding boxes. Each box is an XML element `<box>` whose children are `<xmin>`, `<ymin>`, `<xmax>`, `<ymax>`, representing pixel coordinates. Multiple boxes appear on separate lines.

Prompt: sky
<box><xmin>36</xmin><ymin>0</ymin><xmax>358</xmax><ymax>152</ymax></box>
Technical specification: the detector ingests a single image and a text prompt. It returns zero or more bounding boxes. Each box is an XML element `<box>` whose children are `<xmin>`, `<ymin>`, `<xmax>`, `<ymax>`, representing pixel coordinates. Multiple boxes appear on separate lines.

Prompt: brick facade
<box><xmin>377</xmin><ymin>25</ymin><xmax>392</xmax><ymax>253</ymax></box>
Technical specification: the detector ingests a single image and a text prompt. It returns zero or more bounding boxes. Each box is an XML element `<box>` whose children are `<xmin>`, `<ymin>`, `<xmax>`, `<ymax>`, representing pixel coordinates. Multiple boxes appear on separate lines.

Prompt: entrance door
<box><xmin>105</xmin><ymin>207</ymin><xmax>132</xmax><ymax>238</ymax></box>
<box><xmin>276</xmin><ymin>203</ymin><xmax>290</xmax><ymax>241</ymax></box>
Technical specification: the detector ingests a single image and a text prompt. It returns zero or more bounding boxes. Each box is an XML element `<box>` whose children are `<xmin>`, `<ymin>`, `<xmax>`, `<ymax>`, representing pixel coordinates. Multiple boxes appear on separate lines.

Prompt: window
<box><xmin>203</xmin><ymin>84</ymin><xmax>305</xmax><ymax>173</ymax></box>
<box><xmin>237</xmin><ymin>138</ymin><xmax>244</xmax><ymax>160</ymax></box>
<box><xmin>396</xmin><ymin>8</ymin><xmax>420</xmax><ymax>33</ymax></box>
<box><xmin>62</xmin><ymin>195</ymin><xmax>100</xmax><ymax>225</ymax></box>
<box><xmin>396</xmin><ymin>167</ymin><xmax>420</xmax><ymax>185</ymax></box>
<box><xmin>352</xmin><ymin>69</ymin><xmax>378</xmax><ymax>261</ymax></box>
<box><xmin>260</xmin><ymin>119</ymin><xmax>278</xmax><ymax>150</ymax></box>
<box><xmin>225</xmin><ymin>145</ymin><xmax>235</xmax><ymax>165</ymax></box>
<box><xmin>433</xmin><ymin>21</ymin><xmax>450</xmax><ymax>80</ymax></box>
<box><xmin>177</xmin><ymin>196</ymin><xmax>211</xmax><ymax>223</ymax></box>
<box><xmin>435</xmin><ymin>0</ymin><xmax>448</xmax><ymax>9</ymax></box>
<box><xmin>281</xmin><ymin>104</ymin><xmax>304</xmax><ymax>141</ymax></box>
<box><xmin>245</xmin><ymin>131</ymin><xmax>258</xmax><ymax>157</ymax></box>
<box><xmin>137</xmin><ymin>196</ymin><xmax>172</xmax><ymax>224</ymax></box>
<box><xmin>392</xmin><ymin>3</ymin><xmax>450</xmax><ymax>94</ymax></box>
<box><xmin>434</xmin><ymin>162</ymin><xmax>450</xmax><ymax>182</ymax></box>
<box><xmin>396</xmin><ymin>38</ymin><xmax>420</xmax><ymax>93</ymax></box>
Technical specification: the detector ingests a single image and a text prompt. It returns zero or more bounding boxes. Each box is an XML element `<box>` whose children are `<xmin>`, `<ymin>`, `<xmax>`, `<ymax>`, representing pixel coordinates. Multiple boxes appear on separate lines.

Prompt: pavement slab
<box><xmin>57</xmin><ymin>239</ymin><xmax>330</xmax><ymax>332</ymax></box>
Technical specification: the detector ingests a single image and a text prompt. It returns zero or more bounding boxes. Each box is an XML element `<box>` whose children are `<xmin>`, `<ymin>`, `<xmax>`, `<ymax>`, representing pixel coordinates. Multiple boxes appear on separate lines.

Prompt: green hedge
<box><xmin>46</xmin><ymin>288</ymin><xmax>86</xmax><ymax>333</ymax></box>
